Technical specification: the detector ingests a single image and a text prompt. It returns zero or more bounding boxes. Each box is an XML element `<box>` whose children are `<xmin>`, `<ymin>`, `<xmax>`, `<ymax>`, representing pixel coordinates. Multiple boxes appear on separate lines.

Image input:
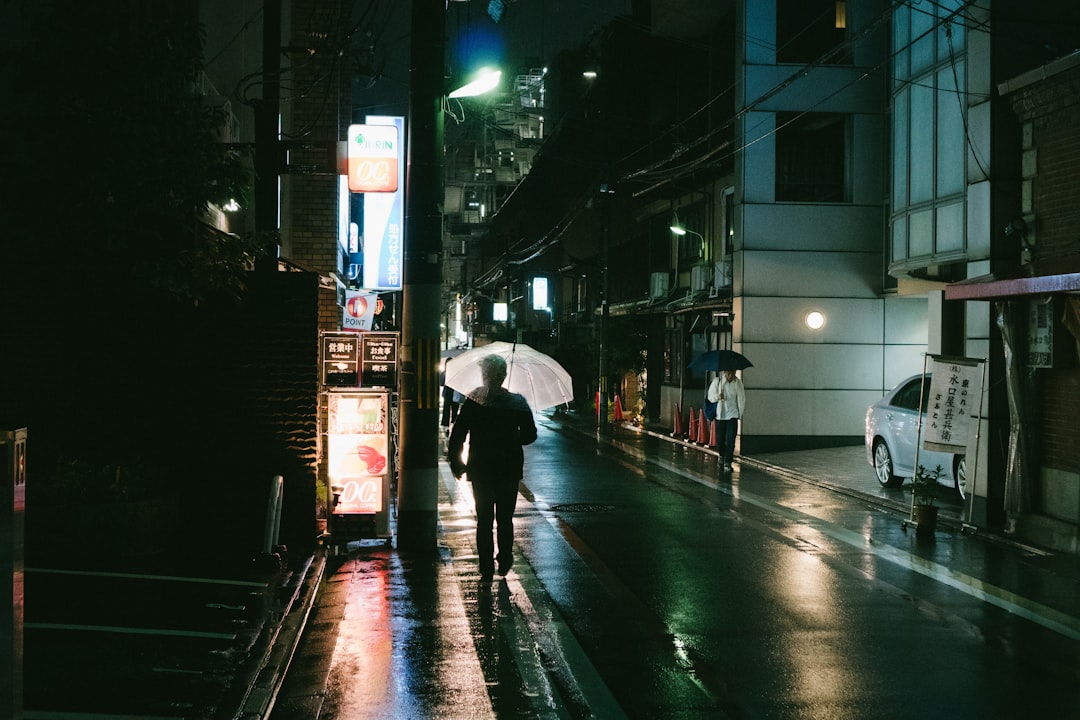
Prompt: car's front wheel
<box><xmin>954</xmin><ymin>456</ymin><xmax>967</xmax><ymax>500</ymax></box>
<box><xmin>873</xmin><ymin>440</ymin><xmax>903</xmax><ymax>488</ymax></box>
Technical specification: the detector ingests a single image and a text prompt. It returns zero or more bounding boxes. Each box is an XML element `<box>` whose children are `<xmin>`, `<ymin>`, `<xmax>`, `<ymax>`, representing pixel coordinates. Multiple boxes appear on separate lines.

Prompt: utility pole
<box><xmin>597</xmin><ymin>183</ymin><xmax>612</xmax><ymax>428</ymax></box>
<box><xmin>254</xmin><ymin>0</ymin><xmax>281</xmax><ymax>270</ymax></box>
<box><xmin>396</xmin><ymin>0</ymin><xmax>445</xmax><ymax>552</ymax></box>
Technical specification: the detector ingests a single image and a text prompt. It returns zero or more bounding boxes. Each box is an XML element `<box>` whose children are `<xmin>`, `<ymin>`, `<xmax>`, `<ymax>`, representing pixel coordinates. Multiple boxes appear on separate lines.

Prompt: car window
<box><xmin>891</xmin><ymin>377</ymin><xmax>926</xmax><ymax>411</ymax></box>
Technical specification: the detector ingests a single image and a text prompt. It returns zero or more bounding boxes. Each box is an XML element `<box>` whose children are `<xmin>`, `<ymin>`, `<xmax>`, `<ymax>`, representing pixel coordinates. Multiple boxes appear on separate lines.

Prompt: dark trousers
<box><xmin>470</xmin><ymin>479</ymin><xmax>519</xmax><ymax>575</ymax></box>
<box><xmin>718</xmin><ymin>418</ymin><xmax>739</xmax><ymax>463</ymax></box>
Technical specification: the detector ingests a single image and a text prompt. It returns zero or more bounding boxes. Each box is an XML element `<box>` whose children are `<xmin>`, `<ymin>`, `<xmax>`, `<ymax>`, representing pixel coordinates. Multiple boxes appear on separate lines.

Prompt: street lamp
<box><xmin>448</xmin><ymin>68</ymin><xmax>502</xmax><ymax>99</ymax></box>
<box><xmin>669</xmin><ymin>216</ymin><xmax>703</xmax><ymax>239</ymax></box>
<box><xmin>670</xmin><ymin>218</ymin><xmax>705</xmax><ymax>257</ymax></box>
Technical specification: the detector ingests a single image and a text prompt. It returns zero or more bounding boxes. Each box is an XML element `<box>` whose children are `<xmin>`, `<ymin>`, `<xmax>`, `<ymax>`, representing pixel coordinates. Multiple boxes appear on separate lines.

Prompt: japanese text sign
<box><xmin>924</xmin><ymin>356</ymin><xmax>983</xmax><ymax>454</ymax></box>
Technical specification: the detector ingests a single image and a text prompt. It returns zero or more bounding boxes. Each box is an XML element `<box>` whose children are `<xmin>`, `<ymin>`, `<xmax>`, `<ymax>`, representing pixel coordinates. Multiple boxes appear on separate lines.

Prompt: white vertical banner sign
<box><xmin>924</xmin><ymin>356</ymin><xmax>983</xmax><ymax>454</ymax></box>
<box><xmin>361</xmin><ymin>115</ymin><xmax>405</xmax><ymax>290</ymax></box>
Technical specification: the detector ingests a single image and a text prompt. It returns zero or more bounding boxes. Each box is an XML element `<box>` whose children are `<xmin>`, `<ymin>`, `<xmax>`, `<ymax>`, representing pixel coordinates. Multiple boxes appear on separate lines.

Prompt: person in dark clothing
<box><xmin>440</xmin><ymin>358</ymin><xmax>460</xmax><ymax>434</ymax></box>
<box><xmin>448</xmin><ymin>354</ymin><xmax>537</xmax><ymax>581</ymax></box>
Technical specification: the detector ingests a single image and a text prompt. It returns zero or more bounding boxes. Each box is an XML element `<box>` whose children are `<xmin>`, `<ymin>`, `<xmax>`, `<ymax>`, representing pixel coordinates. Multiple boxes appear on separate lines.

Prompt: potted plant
<box><xmin>911</xmin><ymin>464</ymin><xmax>943</xmax><ymax>537</ymax></box>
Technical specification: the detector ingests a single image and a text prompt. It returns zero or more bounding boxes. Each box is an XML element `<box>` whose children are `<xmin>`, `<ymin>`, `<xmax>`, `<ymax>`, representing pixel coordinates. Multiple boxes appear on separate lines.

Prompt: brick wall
<box><xmin>1034</xmin><ymin>126</ymin><xmax>1080</xmax><ymax>260</ymax></box>
<box><xmin>285</xmin><ymin>0</ymin><xmax>351</xmax><ymax>336</ymax></box>
<box><xmin>1040</xmin><ymin>367</ymin><xmax>1080</xmax><ymax>472</ymax></box>
<box><xmin>1029</xmin><ymin>69</ymin><xmax>1080</xmax><ymax>476</ymax></box>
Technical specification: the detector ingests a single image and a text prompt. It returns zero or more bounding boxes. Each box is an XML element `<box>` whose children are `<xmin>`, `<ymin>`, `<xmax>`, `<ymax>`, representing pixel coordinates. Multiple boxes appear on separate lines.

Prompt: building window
<box><xmin>676</xmin><ymin>202</ymin><xmax>707</xmax><ymax>264</ymax></box>
<box><xmin>775</xmin><ymin>112</ymin><xmax>849</xmax><ymax>203</ymax></box>
<box><xmin>723</xmin><ymin>188</ymin><xmax>735</xmax><ymax>256</ymax></box>
<box><xmin>664</xmin><ymin>319</ymin><xmax>682</xmax><ymax>384</ymax></box>
<box><xmin>888</xmin><ymin>1</ymin><xmax>969</xmax><ymax>271</ymax></box>
<box><xmin>777</xmin><ymin>0</ymin><xmax>850</xmax><ymax>64</ymax></box>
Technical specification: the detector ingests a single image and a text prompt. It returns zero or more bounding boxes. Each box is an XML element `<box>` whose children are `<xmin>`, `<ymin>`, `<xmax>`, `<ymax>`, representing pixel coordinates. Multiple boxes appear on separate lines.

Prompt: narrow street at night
<box><xmin>272</xmin><ymin>415</ymin><xmax>1080</xmax><ymax>719</ymax></box>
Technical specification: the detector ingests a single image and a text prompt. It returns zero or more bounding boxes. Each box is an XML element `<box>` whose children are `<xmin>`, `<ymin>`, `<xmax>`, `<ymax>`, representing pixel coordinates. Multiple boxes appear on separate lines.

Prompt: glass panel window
<box><xmin>909</xmin><ymin>83</ymin><xmax>934</xmax><ymax>203</ymax></box>
<box><xmin>891</xmin><ymin>216</ymin><xmax>907</xmax><ymax>263</ymax></box>
<box><xmin>892</xmin><ymin>89</ymin><xmax>909</xmax><ymax>207</ymax></box>
<box><xmin>936</xmin><ymin>63</ymin><xmax>965</xmax><ymax>195</ymax></box>
<box><xmin>892</xmin><ymin>6</ymin><xmax>910</xmax><ymax>89</ymax></box>
<box><xmin>936</xmin><ymin>1</ymin><xmax>965</xmax><ymax>62</ymax></box>
<box><xmin>936</xmin><ymin>202</ymin><xmax>964</xmax><ymax>253</ymax></box>
<box><xmin>909</xmin><ymin>209</ymin><xmax>933</xmax><ymax>257</ymax></box>
<box><xmin>889</xmin><ymin>0</ymin><xmax>969</xmax><ymax>270</ymax></box>
<box><xmin>910</xmin><ymin>3</ymin><xmax>935</xmax><ymax>74</ymax></box>
<box><xmin>775</xmin><ymin>112</ymin><xmax>848</xmax><ymax>202</ymax></box>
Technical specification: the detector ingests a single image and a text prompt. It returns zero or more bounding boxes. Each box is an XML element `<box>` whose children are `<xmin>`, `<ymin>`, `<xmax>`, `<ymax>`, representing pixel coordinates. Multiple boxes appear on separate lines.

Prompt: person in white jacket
<box><xmin>706</xmin><ymin>369</ymin><xmax>746</xmax><ymax>471</ymax></box>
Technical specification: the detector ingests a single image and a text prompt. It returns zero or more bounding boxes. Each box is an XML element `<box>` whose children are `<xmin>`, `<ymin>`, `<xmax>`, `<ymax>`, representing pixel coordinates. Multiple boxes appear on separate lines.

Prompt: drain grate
<box><xmin>549</xmin><ymin>503</ymin><xmax>615</xmax><ymax>513</ymax></box>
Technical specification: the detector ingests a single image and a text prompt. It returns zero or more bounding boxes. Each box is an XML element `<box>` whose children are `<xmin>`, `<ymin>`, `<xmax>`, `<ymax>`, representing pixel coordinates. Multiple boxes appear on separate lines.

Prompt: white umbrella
<box><xmin>443</xmin><ymin>341</ymin><xmax>573</xmax><ymax>411</ymax></box>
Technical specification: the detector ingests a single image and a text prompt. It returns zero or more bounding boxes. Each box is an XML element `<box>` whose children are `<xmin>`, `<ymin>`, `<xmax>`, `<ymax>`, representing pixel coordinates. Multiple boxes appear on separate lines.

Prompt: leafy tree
<box><xmin>2</xmin><ymin>2</ymin><xmax>265</xmax><ymax>304</ymax></box>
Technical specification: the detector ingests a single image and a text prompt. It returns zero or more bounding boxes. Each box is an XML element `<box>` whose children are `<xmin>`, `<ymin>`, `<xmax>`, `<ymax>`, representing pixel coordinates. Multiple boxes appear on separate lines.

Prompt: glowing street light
<box><xmin>448</xmin><ymin>68</ymin><xmax>502</xmax><ymax>99</ymax></box>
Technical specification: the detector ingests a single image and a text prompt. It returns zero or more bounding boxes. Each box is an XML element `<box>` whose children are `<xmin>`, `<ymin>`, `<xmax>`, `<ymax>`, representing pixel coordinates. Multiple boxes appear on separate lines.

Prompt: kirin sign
<box><xmin>347</xmin><ymin>124</ymin><xmax>399</xmax><ymax>193</ymax></box>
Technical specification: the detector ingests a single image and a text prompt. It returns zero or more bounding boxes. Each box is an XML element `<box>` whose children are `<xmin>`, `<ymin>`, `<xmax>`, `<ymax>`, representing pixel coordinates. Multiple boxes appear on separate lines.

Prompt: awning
<box><xmin>944</xmin><ymin>258</ymin><xmax>1080</xmax><ymax>301</ymax></box>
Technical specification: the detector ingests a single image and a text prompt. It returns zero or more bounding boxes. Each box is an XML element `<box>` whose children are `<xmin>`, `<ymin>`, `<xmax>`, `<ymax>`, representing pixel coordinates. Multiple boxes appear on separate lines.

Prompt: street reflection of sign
<box><xmin>361</xmin><ymin>332</ymin><xmax>398</xmax><ymax>388</ymax></box>
<box><xmin>322</xmin><ymin>334</ymin><xmax>359</xmax><ymax>387</ymax></box>
<box><xmin>328</xmin><ymin>392</ymin><xmax>389</xmax><ymax>515</ymax></box>
<box><xmin>924</xmin><ymin>356</ymin><xmax>982</xmax><ymax>454</ymax></box>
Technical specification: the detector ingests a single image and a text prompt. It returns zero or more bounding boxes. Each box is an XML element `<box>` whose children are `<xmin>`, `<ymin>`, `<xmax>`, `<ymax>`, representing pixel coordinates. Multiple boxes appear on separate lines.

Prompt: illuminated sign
<box><xmin>360</xmin><ymin>332</ymin><xmax>398</xmax><ymax>388</ymax></box>
<box><xmin>328</xmin><ymin>392</ymin><xmax>389</xmax><ymax>516</ymax></box>
<box><xmin>343</xmin><ymin>290</ymin><xmax>378</xmax><ymax>331</ymax></box>
<box><xmin>362</xmin><ymin>116</ymin><xmax>405</xmax><ymax>290</ymax></box>
<box><xmin>347</xmin><ymin>124</ymin><xmax>399</xmax><ymax>193</ymax></box>
<box><xmin>321</xmin><ymin>333</ymin><xmax>359</xmax><ymax>387</ymax></box>
<box><xmin>532</xmin><ymin>276</ymin><xmax>548</xmax><ymax>310</ymax></box>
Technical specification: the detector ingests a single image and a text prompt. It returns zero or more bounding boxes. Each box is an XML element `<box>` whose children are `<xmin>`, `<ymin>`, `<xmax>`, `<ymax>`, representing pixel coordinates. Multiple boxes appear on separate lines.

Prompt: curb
<box><xmin>234</xmin><ymin>548</ymin><xmax>327</xmax><ymax>719</ymax></box>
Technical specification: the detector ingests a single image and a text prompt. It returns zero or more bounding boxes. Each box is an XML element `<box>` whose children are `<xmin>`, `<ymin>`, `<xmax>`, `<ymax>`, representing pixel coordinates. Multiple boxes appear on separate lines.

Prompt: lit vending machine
<box><xmin>327</xmin><ymin>390</ymin><xmax>392</xmax><ymax>540</ymax></box>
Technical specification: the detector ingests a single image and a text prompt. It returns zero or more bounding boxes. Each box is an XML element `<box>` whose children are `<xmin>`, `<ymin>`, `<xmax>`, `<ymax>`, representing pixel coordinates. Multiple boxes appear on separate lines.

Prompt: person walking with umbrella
<box><xmin>448</xmin><ymin>353</ymin><xmax>537</xmax><ymax>581</ymax></box>
<box><xmin>707</xmin><ymin>368</ymin><xmax>746</xmax><ymax>472</ymax></box>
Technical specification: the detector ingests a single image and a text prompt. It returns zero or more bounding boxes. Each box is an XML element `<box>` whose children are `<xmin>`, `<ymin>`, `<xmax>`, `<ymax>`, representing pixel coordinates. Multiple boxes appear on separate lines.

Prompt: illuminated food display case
<box><xmin>327</xmin><ymin>391</ymin><xmax>392</xmax><ymax>539</ymax></box>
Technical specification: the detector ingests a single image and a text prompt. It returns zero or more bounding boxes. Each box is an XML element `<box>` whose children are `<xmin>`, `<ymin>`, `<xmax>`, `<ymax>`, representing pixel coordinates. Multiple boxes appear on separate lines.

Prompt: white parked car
<box><xmin>865</xmin><ymin>374</ymin><xmax>967</xmax><ymax>499</ymax></box>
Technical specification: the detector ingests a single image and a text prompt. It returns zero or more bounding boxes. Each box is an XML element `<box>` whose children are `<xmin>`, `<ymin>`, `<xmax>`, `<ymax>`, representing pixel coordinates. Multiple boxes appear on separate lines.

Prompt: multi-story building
<box><xmin>459</xmin><ymin>0</ymin><xmax>1080</xmax><ymax>553</ymax></box>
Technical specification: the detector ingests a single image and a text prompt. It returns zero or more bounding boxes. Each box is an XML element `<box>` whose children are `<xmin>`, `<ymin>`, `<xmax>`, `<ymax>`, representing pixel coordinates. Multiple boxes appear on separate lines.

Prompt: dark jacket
<box><xmin>448</xmin><ymin>386</ymin><xmax>537</xmax><ymax>483</ymax></box>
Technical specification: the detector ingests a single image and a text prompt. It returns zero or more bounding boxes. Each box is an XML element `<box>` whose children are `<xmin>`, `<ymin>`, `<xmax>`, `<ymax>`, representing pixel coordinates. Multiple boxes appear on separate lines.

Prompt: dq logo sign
<box><xmin>348</xmin><ymin>124</ymin><xmax>399</xmax><ymax>193</ymax></box>
<box><xmin>335</xmin><ymin>478</ymin><xmax>380</xmax><ymax>514</ymax></box>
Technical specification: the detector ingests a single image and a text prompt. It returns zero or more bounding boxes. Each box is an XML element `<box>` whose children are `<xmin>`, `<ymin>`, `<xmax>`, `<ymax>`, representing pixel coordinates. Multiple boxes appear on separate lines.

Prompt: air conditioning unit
<box><xmin>649</xmin><ymin>271</ymin><xmax>669</xmax><ymax>299</ymax></box>
<box><xmin>691</xmin><ymin>264</ymin><xmax>710</xmax><ymax>291</ymax></box>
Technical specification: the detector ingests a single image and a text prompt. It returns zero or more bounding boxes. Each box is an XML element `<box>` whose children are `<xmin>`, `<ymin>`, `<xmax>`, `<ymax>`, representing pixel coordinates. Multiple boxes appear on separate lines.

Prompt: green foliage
<box><xmin>4</xmin><ymin>3</ymin><xmax>264</xmax><ymax>304</ymax></box>
<box><xmin>913</xmin><ymin>464</ymin><xmax>944</xmax><ymax>507</ymax></box>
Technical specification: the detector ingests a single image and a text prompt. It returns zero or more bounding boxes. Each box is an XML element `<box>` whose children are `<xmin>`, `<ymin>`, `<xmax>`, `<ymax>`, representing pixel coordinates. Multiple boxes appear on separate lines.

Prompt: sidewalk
<box><xmin>253</xmin><ymin>413</ymin><xmax>1080</xmax><ymax>719</ymax></box>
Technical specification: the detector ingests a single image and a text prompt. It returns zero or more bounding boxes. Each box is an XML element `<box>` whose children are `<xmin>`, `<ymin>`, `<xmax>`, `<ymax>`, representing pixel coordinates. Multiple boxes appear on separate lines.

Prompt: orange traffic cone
<box><xmin>687</xmin><ymin>406</ymin><xmax>697</xmax><ymax>441</ymax></box>
<box><xmin>708</xmin><ymin>418</ymin><xmax>718</xmax><ymax>448</ymax></box>
<box><xmin>671</xmin><ymin>403</ymin><xmax>683</xmax><ymax>437</ymax></box>
<box><xmin>613</xmin><ymin>395</ymin><xmax>624</xmax><ymax>422</ymax></box>
<box><xmin>697</xmin><ymin>408</ymin><xmax>708</xmax><ymax>444</ymax></box>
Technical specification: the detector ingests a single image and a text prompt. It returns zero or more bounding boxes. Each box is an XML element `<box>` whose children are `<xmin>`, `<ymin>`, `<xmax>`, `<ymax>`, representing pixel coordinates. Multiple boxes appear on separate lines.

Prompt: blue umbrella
<box><xmin>688</xmin><ymin>349</ymin><xmax>753</xmax><ymax>374</ymax></box>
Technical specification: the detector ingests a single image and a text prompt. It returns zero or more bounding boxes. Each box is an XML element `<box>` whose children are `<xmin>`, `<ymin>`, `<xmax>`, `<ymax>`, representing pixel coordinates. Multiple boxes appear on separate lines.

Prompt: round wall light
<box><xmin>805</xmin><ymin>311</ymin><xmax>826</xmax><ymax>330</ymax></box>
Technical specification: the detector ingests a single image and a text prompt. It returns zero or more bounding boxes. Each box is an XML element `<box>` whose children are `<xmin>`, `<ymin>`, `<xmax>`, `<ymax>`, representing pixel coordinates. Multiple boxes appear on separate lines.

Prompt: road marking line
<box><xmin>595</xmin><ymin>428</ymin><xmax>1080</xmax><ymax>642</ymax></box>
<box><xmin>438</xmin><ymin>465</ymin><xmax>623</xmax><ymax>718</ymax></box>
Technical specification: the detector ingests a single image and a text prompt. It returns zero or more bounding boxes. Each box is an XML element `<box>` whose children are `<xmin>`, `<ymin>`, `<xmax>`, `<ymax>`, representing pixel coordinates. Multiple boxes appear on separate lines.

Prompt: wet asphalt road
<box><xmin>272</xmin><ymin>416</ymin><xmax>1080</xmax><ymax>720</ymax></box>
